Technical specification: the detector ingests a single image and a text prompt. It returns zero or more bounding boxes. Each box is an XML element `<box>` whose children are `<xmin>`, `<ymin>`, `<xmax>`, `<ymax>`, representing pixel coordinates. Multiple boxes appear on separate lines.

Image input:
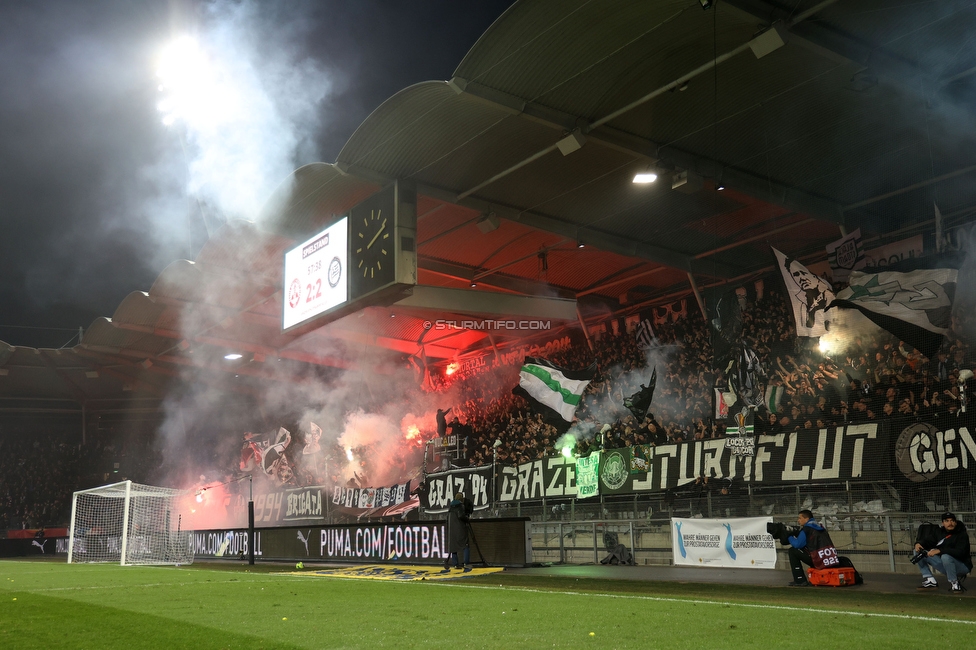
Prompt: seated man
<box><xmin>786</xmin><ymin>509</ymin><xmax>839</xmax><ymax>587</ymax></box>
<box><xmin>915</xmin><ymin>512</ymin><xmax>971</xmax><ymax>593</ymax></box>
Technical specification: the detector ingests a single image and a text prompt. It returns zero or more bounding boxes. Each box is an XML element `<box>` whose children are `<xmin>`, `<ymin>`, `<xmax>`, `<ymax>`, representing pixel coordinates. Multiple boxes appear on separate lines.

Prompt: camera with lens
<box><xmin>910</xmin><ymin>548</ymin><xmax>928</xmax><ymax>565</ymax></box>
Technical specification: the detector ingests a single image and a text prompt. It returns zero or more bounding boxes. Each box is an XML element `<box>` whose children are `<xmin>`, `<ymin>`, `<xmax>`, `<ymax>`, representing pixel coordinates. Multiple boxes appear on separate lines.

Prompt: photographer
<box><xmin>444</xmin><ymin>491</ymin><xmax>472</xmax><ymax>572</ymax></box>
<box><xmin>915</xmin><ymin>513</ymin><xmax>971</xmax><ymax>593</ymax></box>
<box><xmin>786</xmin><ymin>509</ymin><xmax>840</xmax><ymax>587</ymax></box>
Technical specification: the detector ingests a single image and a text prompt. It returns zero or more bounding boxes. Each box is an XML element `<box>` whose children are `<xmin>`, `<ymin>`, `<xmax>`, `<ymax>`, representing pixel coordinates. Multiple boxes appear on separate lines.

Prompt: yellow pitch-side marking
<box><xmin>283</xmin><ymin>565</ymin><xmax>504</xmax><ymax>581</ymax></box>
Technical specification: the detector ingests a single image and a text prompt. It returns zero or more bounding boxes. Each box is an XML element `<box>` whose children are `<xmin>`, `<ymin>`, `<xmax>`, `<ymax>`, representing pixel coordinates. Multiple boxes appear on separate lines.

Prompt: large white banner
<box><xmin>671</xmin><ymin>517</ymin><xmax>777</xmax><ymax>569</ymax></box>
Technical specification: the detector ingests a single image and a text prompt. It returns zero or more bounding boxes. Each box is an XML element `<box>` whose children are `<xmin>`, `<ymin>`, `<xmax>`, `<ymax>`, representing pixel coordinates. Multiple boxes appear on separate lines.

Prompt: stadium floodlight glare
<box><xmin>68</xmin><ymin>480</ymin><xmax>194</xmax><ymax>566</ymax></box>
<box><xmin>224</xmin><ymin>353</ymin><xmax>243</xmax><ymax>360</ymax></box>
<box><xmin>156</xmin><ymin>35</ymin><xmax>237</xmax><ymax>128</ymax></box>
<box><xmin>632</xmin><ymin>172</ymin><xmax>658</xmax><ymax>184</ymax></box>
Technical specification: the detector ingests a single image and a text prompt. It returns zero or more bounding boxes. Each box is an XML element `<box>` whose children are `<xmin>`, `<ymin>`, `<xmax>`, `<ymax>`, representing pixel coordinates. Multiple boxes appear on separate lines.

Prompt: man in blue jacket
<box><xmin>787</xmin><ymin>509</ymin><xmax>840</xmax><ymax>587</ymax></box>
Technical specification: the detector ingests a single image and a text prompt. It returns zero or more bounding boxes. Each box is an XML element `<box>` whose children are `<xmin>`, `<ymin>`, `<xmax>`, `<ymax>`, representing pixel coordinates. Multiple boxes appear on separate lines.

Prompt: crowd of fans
<box><xmin>447</xmin><ymin>285</ymin><xmax>976</xmax><ymax>468</ymax></box>
<box><xmin>0</xmin><ymin>418</ymin><xmax>163</xmax><ymax>531</ymax></box>
<box><xmin>5</xmin><ymin>275</ymin><xmax>976</xmax><ymax>528</ymax></box>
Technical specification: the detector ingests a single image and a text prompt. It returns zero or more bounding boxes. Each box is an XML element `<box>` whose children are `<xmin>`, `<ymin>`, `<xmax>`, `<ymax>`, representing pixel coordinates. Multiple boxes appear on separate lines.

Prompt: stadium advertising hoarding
<box><xmin>282</xmin><ymin>217</ymin><xmax>348</xmax><ymax>330</ymax></box>
<box><xmin>193</xmin><ymin>523</ymin><xmax>449</xmax><ymax>564</ymax></box>
<box><xmin>671</xmin><ymin>517</ymin><xmax>777</xmax><ymax>569</ymax></box>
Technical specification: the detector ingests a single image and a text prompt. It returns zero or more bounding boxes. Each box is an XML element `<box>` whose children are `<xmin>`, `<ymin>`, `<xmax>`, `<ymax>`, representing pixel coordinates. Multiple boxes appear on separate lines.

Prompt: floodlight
<box><xmin>633</xmin><ymin>173</ymin><xmax>658</xmax><ymax>184</ymax></box>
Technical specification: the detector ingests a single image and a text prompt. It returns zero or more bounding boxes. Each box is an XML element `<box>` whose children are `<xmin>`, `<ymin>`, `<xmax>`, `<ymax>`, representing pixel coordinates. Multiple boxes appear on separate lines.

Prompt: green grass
<box><xmin>0</xmin><ymin>560</ymin><xmax>973</xmax><ymax>649</ymax></box>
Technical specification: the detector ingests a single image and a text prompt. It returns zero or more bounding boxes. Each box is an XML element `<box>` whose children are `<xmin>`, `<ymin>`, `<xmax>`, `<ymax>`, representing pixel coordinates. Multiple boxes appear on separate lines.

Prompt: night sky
<box><xmin>0</xmin><ymin>0</ymin><xmax>513</xmax><ymax>349</ymax></box>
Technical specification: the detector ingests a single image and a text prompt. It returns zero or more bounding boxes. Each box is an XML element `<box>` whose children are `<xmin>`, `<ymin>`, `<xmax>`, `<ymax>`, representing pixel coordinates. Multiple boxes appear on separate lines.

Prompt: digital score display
<box><xmin>282</xmin><ymin>216</ymin><xmax>348</xmax><ymax>330</ymax></box>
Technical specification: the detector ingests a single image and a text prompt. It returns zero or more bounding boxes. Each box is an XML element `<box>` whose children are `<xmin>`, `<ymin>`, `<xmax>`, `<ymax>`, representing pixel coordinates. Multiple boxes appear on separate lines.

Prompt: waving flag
<box><xmin>623</xmin><ymin>368</ymin><xmax>657</xmax><ymax>420</ymax></box>
<box><xmin>828</xmin><ymin>255</ymin><xmax>962</xmax><ymax>359</ymax></box>
<box><xmin>773</xmin><ymin>248</ymin><xmax>834</xmax><ymax>337</ymax></box>
<box><xmin>513</xmin><ymin>357</ymin><xmax>594</xmax><ymax>424</ymax></box>
<box><xmin>635</xmin><ymin>317</ymin><xmax>655</xmax><ymax>349</ymax></box>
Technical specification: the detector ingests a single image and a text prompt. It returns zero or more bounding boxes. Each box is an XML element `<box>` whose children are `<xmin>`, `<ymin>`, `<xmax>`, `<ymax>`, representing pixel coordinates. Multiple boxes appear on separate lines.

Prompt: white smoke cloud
<box><xmin>154</xmin><ymin>0</ymin><xmax>331</xmax><ymax>227</ymax></box>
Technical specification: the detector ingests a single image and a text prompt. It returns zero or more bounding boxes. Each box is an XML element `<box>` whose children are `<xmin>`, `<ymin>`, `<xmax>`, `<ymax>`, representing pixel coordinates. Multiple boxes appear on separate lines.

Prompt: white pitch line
<box><xmin>25</xmin><ymin>578</ymin><xmax>287</xmax><ymax>593</ymax></box>
<box><xmin>427</xmin><ymin>582</ymin><xmax>976</xmax><ymax>626</ymax></box>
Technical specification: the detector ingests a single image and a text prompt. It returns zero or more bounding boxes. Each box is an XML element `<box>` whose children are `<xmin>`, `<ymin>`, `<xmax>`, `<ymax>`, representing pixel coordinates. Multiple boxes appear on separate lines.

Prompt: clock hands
<box><xmin>366</xmin><ymin>218</ymin><xmax>387</xmax><ymax>250</ymax></box>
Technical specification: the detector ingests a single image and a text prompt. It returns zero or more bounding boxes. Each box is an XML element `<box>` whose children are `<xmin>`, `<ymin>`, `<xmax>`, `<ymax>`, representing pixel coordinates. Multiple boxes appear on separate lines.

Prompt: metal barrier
<box><xmin>430</xmin><ymin>480</ymin><xmax>975</xmax><ymax>574</ymax></box>
<box><xmin>527</xmin><ymin>512</ymin><xmax>974</xmax><ymax>574</ymax></box>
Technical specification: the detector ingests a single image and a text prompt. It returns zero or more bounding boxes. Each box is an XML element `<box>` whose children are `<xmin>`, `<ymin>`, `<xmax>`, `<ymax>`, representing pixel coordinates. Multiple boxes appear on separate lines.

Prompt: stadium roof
<box><xmin>4</xmin><ymin>0</ymin><xmax>976</xmax><ymax>409</ymax></box>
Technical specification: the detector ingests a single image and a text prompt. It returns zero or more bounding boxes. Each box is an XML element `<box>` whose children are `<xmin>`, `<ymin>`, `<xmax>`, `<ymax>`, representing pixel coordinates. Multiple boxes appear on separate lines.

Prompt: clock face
<box><xmin>350</xmin><ymin>200</ymin><xmax>396</xmax><ymax>299</ymax></box>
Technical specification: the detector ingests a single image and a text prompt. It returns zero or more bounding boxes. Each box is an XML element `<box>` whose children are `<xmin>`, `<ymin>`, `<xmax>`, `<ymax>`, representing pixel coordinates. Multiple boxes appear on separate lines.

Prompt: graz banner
<box><xmin>671</xmin><ymin>517</ymin><xmax>777</xmax><ymax>569</ymax></box>
<box><xmin>893</xmin><ymin>419</ymin><xmax>976</xmax><ymax>483</ymax></box>
<box><xmin>497</xmin><ymin>424</ymin><xmax>886</xmax><ymax>502</ymax></box>
<box><xmin>498</xmin><ymin>455</ymin><xmax>579</xmax><ymax>503</ymax></box>
<box><xmin>421</xmin><ymin>465</ymin><xmax>492</xmax><ymax>514</ymax></box>
<box><xmin>193</xmin><ymin>523</ymin><xmax>451</xmax><ymax>564</ymax></box>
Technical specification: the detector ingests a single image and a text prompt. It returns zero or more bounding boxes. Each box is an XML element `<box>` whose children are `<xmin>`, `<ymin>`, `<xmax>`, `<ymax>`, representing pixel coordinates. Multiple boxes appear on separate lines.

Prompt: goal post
<box><xmin>68</xmin><ymin>480</ymin><xmax>194</xmax><ymax>566</ymax></box>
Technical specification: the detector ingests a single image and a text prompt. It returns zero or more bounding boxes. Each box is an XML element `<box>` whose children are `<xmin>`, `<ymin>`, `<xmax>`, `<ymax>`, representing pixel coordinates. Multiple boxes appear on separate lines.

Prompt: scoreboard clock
<box><xmin>347</xmin><ymin>180</ymin><xmax>417</xmax><ymax>303</ymax></box>
<box><xmin>282</xmin><ymin>180</ymin><xmax>417</xmax><ymax>332</ymax></box>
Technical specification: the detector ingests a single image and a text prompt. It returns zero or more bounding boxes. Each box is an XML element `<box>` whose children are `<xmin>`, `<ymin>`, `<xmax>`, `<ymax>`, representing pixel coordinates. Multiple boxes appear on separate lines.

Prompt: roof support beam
<box><xmin>111</xmin><ymin>322</ymin><xmax>354</xmax><ymax>370</ymax></box>
<box><xmin>419</xmin><ymin>257</ymin><xmax>575</xmax><ymax>299</ymax></box>
<box><xmin>428</xmin><ymin>187</ymin><xmax>742</xmax><ymax>279</ymax></box>
<box><xmin>450</xmin><ymin>78</ymin><xmax>845</xmax><ymax>226</ymax></box>
<box><xmin>334</xmin><ymin>161</ymin><xmax>738</xmax><ymax>279</ymax></box>
<box><xmin>446</xmin><ymin>3</ymin><xmax>848</xmax><ymax>229</ymax></box>
<box><xmin>38</xmin><ymin>350</ymin><xmax>91</xmax><ymax>405</ymax></box>
<box><xmin>723</xmin><ymin>0</ymin><xmax>948</xmax><ymax>99</ymax></box>
<box><xmin>395</xmin><ymin>285</ymin><xmax>579</xmax><ymax>321</ymax></box>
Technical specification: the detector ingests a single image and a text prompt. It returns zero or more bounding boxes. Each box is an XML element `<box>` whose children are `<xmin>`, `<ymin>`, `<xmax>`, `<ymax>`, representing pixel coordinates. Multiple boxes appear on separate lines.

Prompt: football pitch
<box><xmin>1</xmin><ymin>560</ymin><xmax>974</xmax><ymax>649</ymax></box>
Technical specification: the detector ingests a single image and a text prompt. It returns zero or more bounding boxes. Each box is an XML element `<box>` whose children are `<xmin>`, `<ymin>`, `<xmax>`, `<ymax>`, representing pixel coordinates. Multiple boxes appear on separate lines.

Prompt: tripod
<box><xmin>465</xmin><ymin>519</ymin><xmax>488</xmax><ymax>568</ymax></box>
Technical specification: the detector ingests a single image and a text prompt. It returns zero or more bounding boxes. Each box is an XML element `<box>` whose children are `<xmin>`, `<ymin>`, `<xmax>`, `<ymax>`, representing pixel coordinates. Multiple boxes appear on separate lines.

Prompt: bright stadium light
<box><xmin>156</xmin><ymin>35</ymin><xmax>239</xmax><ymax>129</ymax></box>
<box><xmin>632</xmin><ymin>172</ymin><xmax>658</xmax><ymax>184</ymax></box>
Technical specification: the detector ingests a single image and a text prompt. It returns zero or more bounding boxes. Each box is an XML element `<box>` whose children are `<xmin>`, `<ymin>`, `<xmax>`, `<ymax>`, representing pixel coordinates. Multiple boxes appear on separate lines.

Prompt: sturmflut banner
<box><xmin>497</xmin><ymin>423</ymin><xmax>886</xmax><ymax>502</ymax></box>
<box><xmin>671</xmin><ymin>517</ymin><xmax>776</xmax><ymax>569</ymax></box>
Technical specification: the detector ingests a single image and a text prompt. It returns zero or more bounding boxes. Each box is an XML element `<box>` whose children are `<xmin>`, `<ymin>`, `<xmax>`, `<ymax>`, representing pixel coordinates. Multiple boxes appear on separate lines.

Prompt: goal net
<box><xmin>68</xmin><ymin>480</ymin><xmax>194</xmax><ymax>565</ymax></box>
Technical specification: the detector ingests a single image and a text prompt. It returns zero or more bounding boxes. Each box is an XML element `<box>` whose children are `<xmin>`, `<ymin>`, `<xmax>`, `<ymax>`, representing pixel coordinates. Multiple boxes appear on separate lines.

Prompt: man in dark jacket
<box><xmin>915</xmin><ymin>512</ymin><xmax>971</xmax><ymax>593</ymax></box>
<box><xmin>444</xmin><ymin>491</ymin><xmax>471</xmax><ymax>572</ymax></box>
<box><xmin>786</xmin><ymin>509</ymin><xmax>840</xmax><ymax>586</ymax></box>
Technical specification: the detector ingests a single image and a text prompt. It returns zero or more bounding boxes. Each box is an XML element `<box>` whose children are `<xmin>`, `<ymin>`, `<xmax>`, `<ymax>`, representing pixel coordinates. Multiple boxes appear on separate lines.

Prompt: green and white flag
<box><xmin>576</xmin><ymin>453</ymin><xmax>600</xmax><ymax>499</ymax></box>
<box><xmin>764</xmin><ymin>384</ymin><xmax>785</xmax><ymax>414</ymax></box>
<box><xmin>513</xmin><ymin>357</ymin><xmax>594</xmax><ymax>424</ymax></box>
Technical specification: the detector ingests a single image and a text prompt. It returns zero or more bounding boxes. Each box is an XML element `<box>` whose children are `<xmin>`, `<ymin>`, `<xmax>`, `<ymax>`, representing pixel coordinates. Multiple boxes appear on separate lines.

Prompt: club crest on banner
<box><xmin>600</xmin><ymin>451</ymin><xmax>628</xmax><ymax>491</ymax></box>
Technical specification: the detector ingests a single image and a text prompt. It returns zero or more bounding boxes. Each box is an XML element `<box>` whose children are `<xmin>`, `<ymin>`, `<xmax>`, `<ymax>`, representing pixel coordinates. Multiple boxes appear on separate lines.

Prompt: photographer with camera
<box><xmin>443</xmin><ymin>491</ymin><xmax>473</xmax><ymax>572</ymax></box>
<box><xmin>785</xmin><ymin>509</ymin><xmax>840</xmax><ymax>587</ymax></box>
<box><xmin>914</xmin><ymin>513</ymin><xmax>971</xmax><ymax>593</ymax></box>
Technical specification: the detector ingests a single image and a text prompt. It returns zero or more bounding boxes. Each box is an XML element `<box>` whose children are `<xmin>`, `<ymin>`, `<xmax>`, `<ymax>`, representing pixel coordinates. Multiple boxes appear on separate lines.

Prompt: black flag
<box><xmin>623</xmin><ymin>367</ymin><xmax>657</xmax><ymax>420</ymax></box>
